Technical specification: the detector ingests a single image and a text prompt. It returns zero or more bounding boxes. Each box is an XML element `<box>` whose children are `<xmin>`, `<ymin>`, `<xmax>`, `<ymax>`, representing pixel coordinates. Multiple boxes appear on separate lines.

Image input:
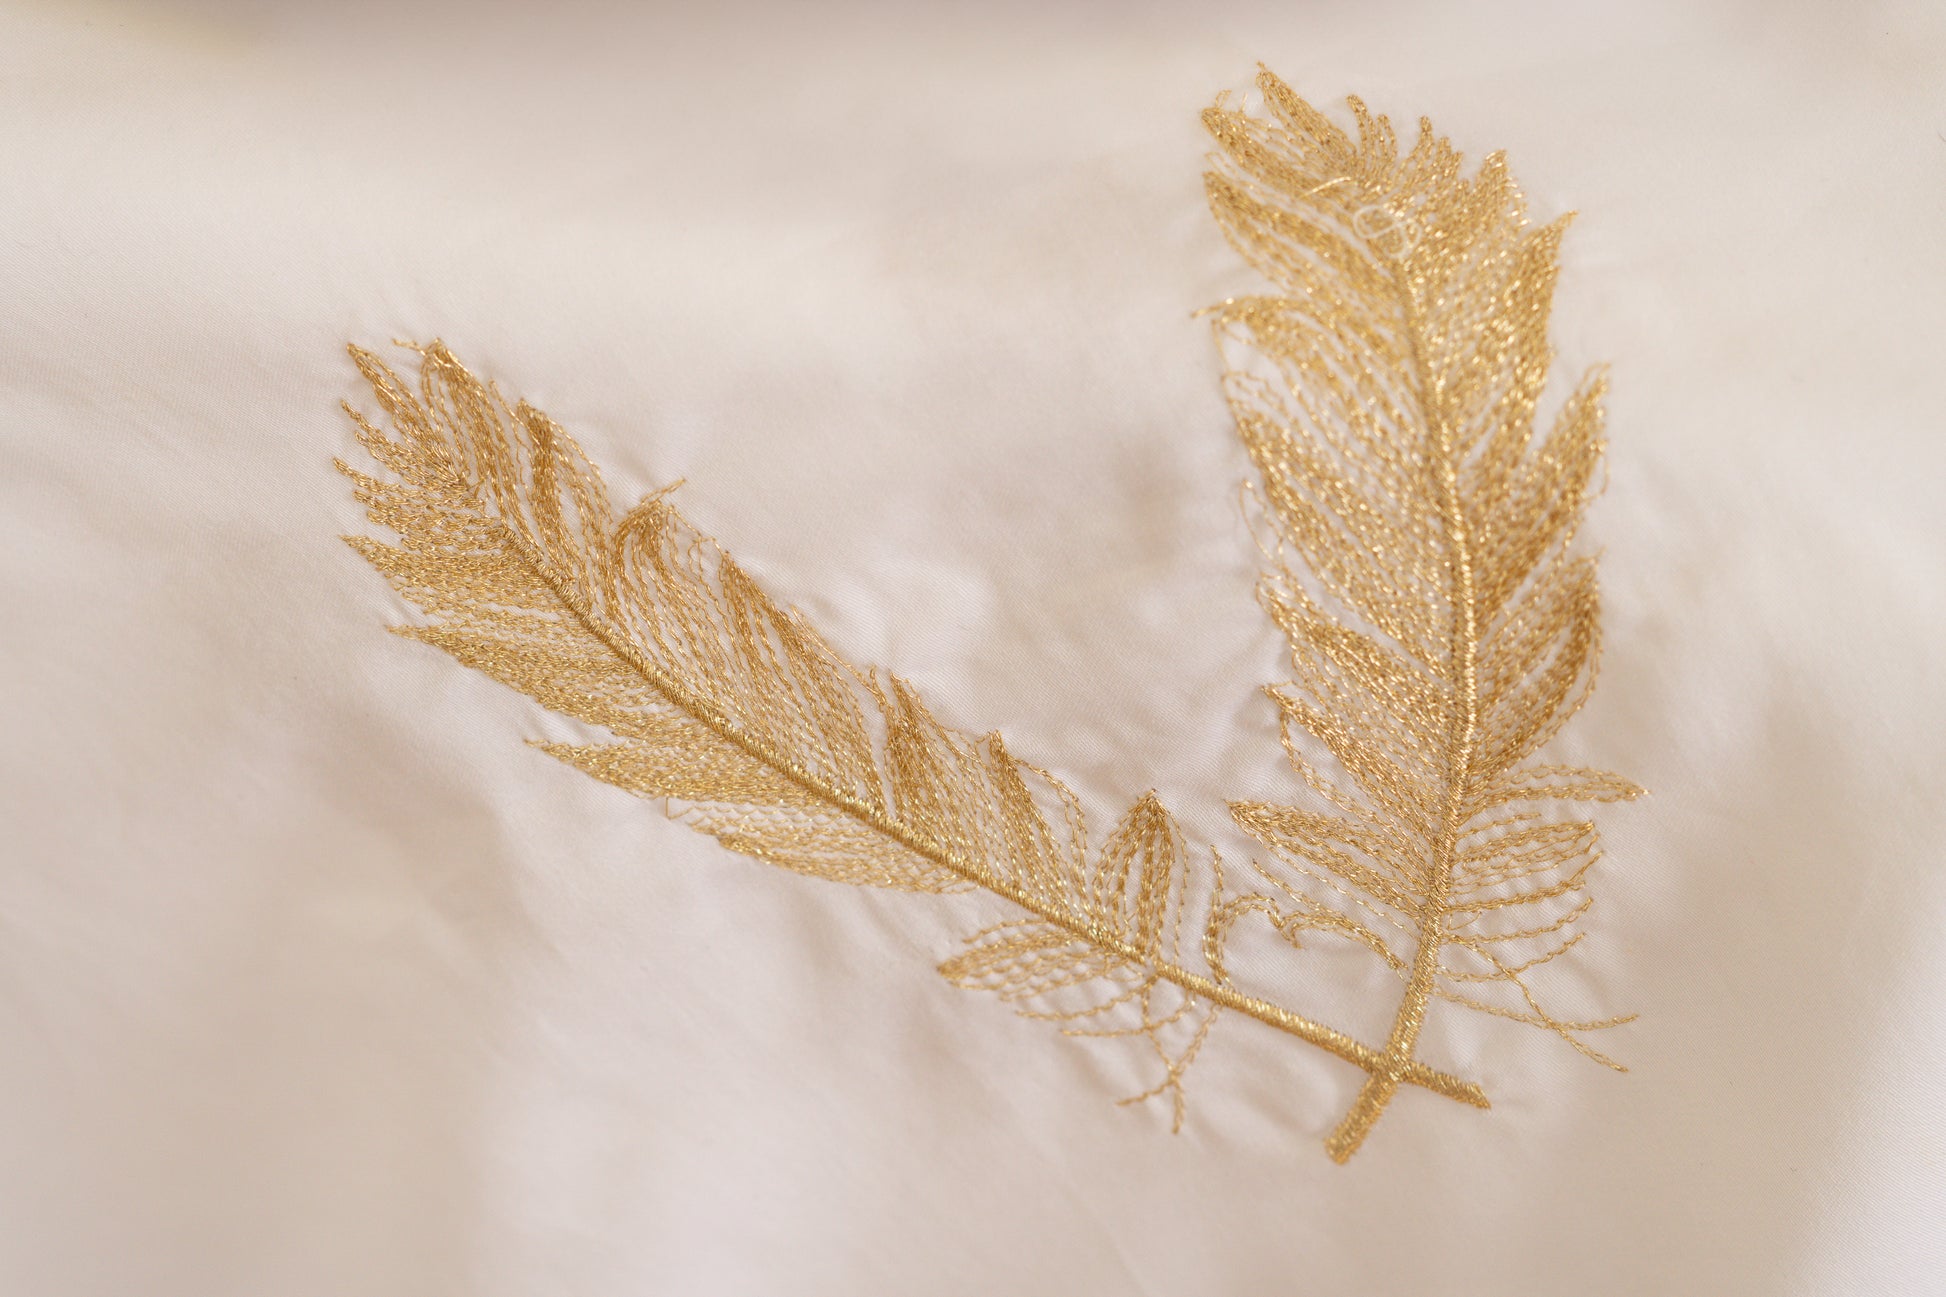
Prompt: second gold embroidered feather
<box><xmin>1202</xmin><ymin>71</ymin><xmax>1642</xmax><ymax>1161</ymax></box>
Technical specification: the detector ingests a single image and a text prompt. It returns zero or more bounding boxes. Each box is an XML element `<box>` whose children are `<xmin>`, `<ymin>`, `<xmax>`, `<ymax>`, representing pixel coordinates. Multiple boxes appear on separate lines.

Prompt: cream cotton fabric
<box><xmin>4</xmin><ymin>2</ymin><xmax>1945</xmax><ymax>1294</ymax></box>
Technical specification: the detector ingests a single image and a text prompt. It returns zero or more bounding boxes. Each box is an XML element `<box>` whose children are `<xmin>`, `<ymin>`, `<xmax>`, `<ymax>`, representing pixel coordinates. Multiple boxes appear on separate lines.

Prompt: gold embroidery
<box><xmin>336</xmin><ymin>72</ymin><xmax>1638</xmax><ymax>1161</ymax></box>
<box><xmin>1203</xmin><ymin>71</ymin><xmax>1642</xmax><ymax>1160</ymax></box>
<box><xmin>336</xmin><ymin>342</ymin><xmax>1489</xmax><ymax>1138</ymax></box>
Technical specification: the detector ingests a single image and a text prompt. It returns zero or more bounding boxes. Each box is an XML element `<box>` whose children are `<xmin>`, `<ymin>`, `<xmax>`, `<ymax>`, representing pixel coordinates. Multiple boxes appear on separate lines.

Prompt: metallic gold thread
<box><xmin>1204</xmin><ymin>71</ymin><xmax>1642</xmax><ymax>1161</ymax></box>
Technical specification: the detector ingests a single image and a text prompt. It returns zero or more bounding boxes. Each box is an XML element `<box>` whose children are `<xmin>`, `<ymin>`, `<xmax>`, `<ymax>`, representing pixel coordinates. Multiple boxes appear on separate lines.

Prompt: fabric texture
<box><xmin>4</xmin><ymin>2</ymin><xmax>1944</xmax><ymax>1293</ymax></box>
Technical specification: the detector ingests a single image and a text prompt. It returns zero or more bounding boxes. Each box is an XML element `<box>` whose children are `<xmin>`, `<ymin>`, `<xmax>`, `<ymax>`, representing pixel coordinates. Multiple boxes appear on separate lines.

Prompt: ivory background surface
<box><xmin>4</xmin><ymin>2</ymin><xmax>1944</xmax><ymax>1293</ymax></box>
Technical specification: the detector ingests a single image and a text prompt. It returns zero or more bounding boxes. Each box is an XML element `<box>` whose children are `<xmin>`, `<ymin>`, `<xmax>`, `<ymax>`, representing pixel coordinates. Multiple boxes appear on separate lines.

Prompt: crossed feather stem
<box><xmin>492</xmin><ymin>513</ymin><xmax>1490</xmax><ymax>1112</ymax></box>
<box><xmin>1321</xmin><ymin>263</ymin><xmax>1491</xmax><ymax>1162</ymax></box>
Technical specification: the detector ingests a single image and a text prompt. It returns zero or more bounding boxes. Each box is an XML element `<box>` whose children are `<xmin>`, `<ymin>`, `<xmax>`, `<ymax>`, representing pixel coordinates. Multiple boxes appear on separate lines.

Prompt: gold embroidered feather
<box><xmin>1202</xmin><ymin>71</ymin><xmax>1642</xmax><ymax>1160</ymax></box>
<box><xmin>335</xmin><ymin>341</ymin><xmax>1490</xmax><ymax>1136</ymax></box>
<box><xmin>334</xmin><ymin>71</ymin><xmax>1639</xmax><ymax>1159</ymax></box>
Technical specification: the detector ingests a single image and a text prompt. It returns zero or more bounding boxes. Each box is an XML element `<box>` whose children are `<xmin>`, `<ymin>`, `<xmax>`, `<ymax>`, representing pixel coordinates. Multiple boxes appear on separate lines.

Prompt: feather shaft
<box><xmin>489</xmin><ymin>504</ymin><xmax>1486</xmax><ymax>1107</ymax></box>
<box><xmin>1326</xmin><ymin>264</ymin><xmax>1485</xmax><ymax>1162</ymax></box>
